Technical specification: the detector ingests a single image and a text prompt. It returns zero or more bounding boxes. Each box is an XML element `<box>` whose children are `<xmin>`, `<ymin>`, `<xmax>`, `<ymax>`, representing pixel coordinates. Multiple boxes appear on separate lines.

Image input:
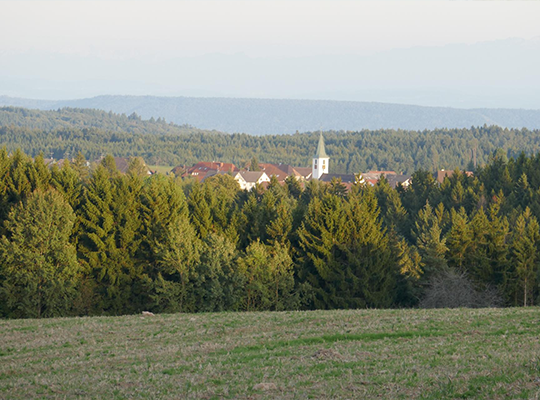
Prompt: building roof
<box><xmin>368</xmin><ymin>170</ymin><xmax>397</xmax><ymax>175</ymax></box>
<box><xmin>387</xmin><ymin>174</ymin><xmax>412</xmax><ymax>188</ymax></box>
<box><xmin>362</xmin><ymin>171</ymin><xmax>398</xmax><ymax>181</ymax></box>
<box><xmin>292</xmin><ymin>167</ymin><xmax>312</xmax><ymax>179</ymax></box>
<box><xmin>239</xmin><ymin>171</ymin><xmax>268</xmax><ymax>183</ymax></box>
<box><xmin>188</xmin><ymin>162</ymin><xmax>237</xmax><ymax>174</ymax></box>
<box><xmin>114</xmin><ymin>157</ymin><xmax>130</xmax><ymax>174</ymax></box>
<box><xmin>434</xmin><ymin>169</ymin><xmax>473</xmax><ymax>184</ymax></box>
<box><xmin>170</xmin><ymin>165</ymin><xmax>186</xmax><ymax>175</ymax></box>
<box><xmin>314</xmin><ymin>133</ymin><xmax>328</xmax><ymax>158</ymax></box>
<box><xmin>319</xmin><ymin>173</ymin><xmax>356</xmax><ymax>183</ymax></box>
<box><xmin>259</xmin><ymin>163</ymin><xmax>290</xmax><ymax>181</ymax></box>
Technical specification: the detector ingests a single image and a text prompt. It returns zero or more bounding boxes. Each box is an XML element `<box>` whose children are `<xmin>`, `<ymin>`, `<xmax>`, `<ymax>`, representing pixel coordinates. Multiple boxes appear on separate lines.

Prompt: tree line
<box><xmin>2</xmin><ymin>148</ymin><xmax>540</xmax><ymax>318</ymax></box>
<box><xmin>2</xmin><ymin>107</ymin><xmax>540</xmax><ymax>174</ymax></box>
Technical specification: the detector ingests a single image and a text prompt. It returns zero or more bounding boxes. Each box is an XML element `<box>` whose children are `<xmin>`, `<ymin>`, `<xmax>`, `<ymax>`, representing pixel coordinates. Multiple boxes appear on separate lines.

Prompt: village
<box><xmin>43</xmin><ymin>133</ymin><xmax>467</xmax><ymax>190</ymax></box>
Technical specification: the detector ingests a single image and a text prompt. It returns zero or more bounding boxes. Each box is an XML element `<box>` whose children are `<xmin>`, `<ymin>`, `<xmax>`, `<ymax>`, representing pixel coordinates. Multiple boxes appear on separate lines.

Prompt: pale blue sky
<box><xmin>1</xmin><ymin>1</ymin><xmax>540</xmax><ymax>108</ymax></box>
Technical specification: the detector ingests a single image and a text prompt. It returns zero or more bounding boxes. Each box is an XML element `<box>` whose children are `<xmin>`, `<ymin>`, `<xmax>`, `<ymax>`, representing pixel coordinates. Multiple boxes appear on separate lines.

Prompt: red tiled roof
<box><xmin>188</xmin><ymin>162</ymin><xmax>237</xmax><ymax>174</ymax></box>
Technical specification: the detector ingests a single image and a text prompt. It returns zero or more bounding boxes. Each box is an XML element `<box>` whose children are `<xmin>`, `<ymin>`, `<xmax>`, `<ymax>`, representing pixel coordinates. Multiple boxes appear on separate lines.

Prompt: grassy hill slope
<box><xmin>2</xmin><ymin>308</ymin><xmax>540</xmax><ymax>399</ymax></box>
<box><xmin>2</xmin><ymin>95</ymin><xmax>540</xmax><ymax>134</ymax></box>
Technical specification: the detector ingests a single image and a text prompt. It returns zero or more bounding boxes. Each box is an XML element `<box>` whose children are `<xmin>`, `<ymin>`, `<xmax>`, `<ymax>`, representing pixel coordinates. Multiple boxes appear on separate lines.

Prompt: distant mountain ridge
<box><xmin>1</xmin><ymin>95</ymin><xmax>540</xmax><ymax>135</ymax></box>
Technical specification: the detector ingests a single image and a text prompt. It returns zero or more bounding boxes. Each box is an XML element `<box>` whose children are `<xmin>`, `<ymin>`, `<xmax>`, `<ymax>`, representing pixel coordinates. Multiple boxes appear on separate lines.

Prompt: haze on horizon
<box><xmin>1</xmin><ymin>0</ymin><xmax>540</xmax><ymax>109</ymax></box>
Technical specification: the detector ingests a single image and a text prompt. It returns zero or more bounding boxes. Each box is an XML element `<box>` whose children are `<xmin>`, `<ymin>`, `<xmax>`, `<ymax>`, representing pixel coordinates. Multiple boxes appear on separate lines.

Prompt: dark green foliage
<box><xmin>3</xmin><ymin>106</ymin><xmax>540</xmax><ymax>174</ymax></box>
<box><xmin>297</xmin><ymin>190</ymin><xmax>397</xmax><ymax>309</ymax></box>
<box><xmin>193</xmin><ymin>234</ymin><xmax>244</xmax><ymax>312</ymax></box>
<box><xmin>0</xmin><ymin>190</ymin><xmax>80</xmax><ymax>318</ymax></box>
<box><xmin>5</xmin><ymin>146</ymin><xmax>540</xmax><ymax>318</ymax></box>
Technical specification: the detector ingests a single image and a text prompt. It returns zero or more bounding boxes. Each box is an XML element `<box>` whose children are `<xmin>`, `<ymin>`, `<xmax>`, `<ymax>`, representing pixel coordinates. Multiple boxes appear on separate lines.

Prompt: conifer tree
<box><xmin>7</xmin><ymin>149</ymin><xmax>33</xmax><ymax>205</ymax></box>
<box><xmin>139</xmin><ymin>174</ymin><xmax>200</xmax><ymax>311</ymax></box>
<box><xmin>446</xmin><ymin>207</ymin><xmax>473</xmax><ymax>271</ymax></box>
<box><xmin>285</xmin><ymin>175</ymin><xmax>303</xmax><ymax>199</ymax></box>
<box><xmin>100</xmin><ymin>154</ymin><xmax>119</xmax><ymax>178</ymax></box>
<box><xmin>28</xmin><ymin>153</ymin><xmax>52</xmax><ymax>192</ymax></box>
<box><xmin>72</xmin><ymin>151</ymin><xmax>90</xmax><ymax>181</ymax></box>
<box><xmin>344</xmin><ymin>189</ymin><xmax>397</xmax><ymax>308</ymax></box>
<box><xmin>193</xmin><ymin>233</ymin><xmax>243</xmax><ymax>312</ymax></box>
<box><xmin>511</xmin><ymin>207</ymin><xmax>540</xmax><ymax>306</ymax></box>
<box><xmin>237</xmin><ymin>240</ymin><xmax>295</xmax><ymax>311</ymax></box>
<box><xmin>249</xmin><ymin>156</ymin><xmax>261</xmax><ymax>171</ymax></box>
<box><xmin>127</xmin><ymin>156</ymin><xmax>148</xmax><ymax>177</ymax></box>
<box><xmin>297</xmin><ymin>194</ymin><xmax>347</xmax><ymax>308</ymax></box>
<box><xmin>375</xmin><ymin>176</ymin><xmax>408</xmax><ymax>234</ymax></box>
<box><xmin>188</xmin><ymin>182</ymin><xmax>213</xmax><ymax>239</ymax></box>
<box><xmin>78</xmin><ymin>165</ymin><xmax>143</xmax><ymax>313</ymax></box>
<box><xmin>415</xmin><ymin>202</ymin><xmax>448</xmax><ymax>281</ymax></box>
<box><xmin>51</xmin><ymin>161</ymin><xmax>82</xmax><ymax>209</ymax></box>
<box><xmin>0</xmin><ymin>190</ymin><xmax>80</xmax><ymax>318</ymax></box>
<box><xmin>152</xmin><ymin>212</ymin><xmax>201</xmax><ymax>312</ymax></box>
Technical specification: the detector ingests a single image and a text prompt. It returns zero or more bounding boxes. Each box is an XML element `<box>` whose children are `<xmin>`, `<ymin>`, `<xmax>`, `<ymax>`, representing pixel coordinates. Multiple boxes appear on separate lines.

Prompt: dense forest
<box><xmin>3</xmin><ymin>95</ymin><xmax>540</xmax><ymax>134</ymax></box>
<box><xmin>2</xmin><ymin>107</ymin><xmax>540</xmax><ymax>174</ymax></box>
<box><xmin>2</xmin><ymin>148</ymin><xmax>540</xmax><ymax>318</ymax></box>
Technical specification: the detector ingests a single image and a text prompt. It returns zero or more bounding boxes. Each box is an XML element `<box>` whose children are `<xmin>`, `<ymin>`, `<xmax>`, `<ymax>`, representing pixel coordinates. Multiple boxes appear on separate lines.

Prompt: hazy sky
<box><xmin>1</xmin><ymin>1</ymin><xmax>540</xmax><ymax>107</ymax></box>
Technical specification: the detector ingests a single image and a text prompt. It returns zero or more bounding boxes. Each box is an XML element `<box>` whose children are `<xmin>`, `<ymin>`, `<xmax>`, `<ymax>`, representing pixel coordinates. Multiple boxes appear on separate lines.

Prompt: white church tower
<box><xmin>312</xmin><ymin>133</ymin><xmax>329</xmax><ymax>180</ymax></box>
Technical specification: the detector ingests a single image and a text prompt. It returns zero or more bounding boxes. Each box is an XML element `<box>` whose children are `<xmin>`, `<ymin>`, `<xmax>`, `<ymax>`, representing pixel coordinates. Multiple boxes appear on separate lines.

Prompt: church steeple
<box><xmin>314</xmin><ymin>132</ymin><xmax>328</xmax><ymax>158</ymax></box>
<box><xmin>312</xmin><ymin>132</ymin><xmax>329</xmax><ymax>180</ymax></box>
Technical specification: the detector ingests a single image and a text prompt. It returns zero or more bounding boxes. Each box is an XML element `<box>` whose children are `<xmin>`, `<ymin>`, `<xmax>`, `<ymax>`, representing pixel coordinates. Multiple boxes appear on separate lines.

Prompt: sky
<box><xmin>1</xmin><ymin>1</ymin><xmax>540</xmax><ymax>108</ymax></box>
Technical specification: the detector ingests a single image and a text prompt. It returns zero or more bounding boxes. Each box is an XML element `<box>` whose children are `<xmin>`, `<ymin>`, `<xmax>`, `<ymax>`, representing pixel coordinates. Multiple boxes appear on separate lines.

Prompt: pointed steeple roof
<box><xmin>314</xmin><ymin>133</ymin><xmax>328</xmax><ymax>158</ymax></box>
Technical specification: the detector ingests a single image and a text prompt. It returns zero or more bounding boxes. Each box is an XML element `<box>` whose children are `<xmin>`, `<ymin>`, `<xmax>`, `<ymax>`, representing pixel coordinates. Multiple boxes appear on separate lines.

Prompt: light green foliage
<box><xmin>187</xmin><ymin>182</ymin><xmax>212</xmax><ymax>239</ymax></box>
<box><xmin>3</xmin><ymin>147</ymin><xmax>540</xmax><ymax>316</ymax></box>
<box><xmin>446</xmin><ymin>207</ymin><xmax>473</xmax><ymax>271</ymax></box>
<box><xmin>51</xmin><ymin>161</ymin><xmax>82</xmax><ymax>209</ymax></box>
<box><xmin>194</xmin><ymin>233</ymin><xmax>243</xmax><ymax>312</ymax></box>
<box><xmin>127</xmin><ymin>156</ymin><xmax>149</xmax><ymax>177</ymax></box>
<box><xmin>511</xmin><ymin>207</ymin><xmax>540</xmax><ymax>306</ymax></box>
<box><xmin>414</xmin><ymin>202</ymin><xmax>448</xmax><ymax>280</ymax></box>
<box><xmin>0</xmin><ymin>190</ymin><xmax>80</xmax><ymax>318</ymax></box>
<box><xmin>238</xmin><ymin>241</ymin><xmax>296</xmax><ymax>311</ymax></box>
<box><xmin>152</xmin><ymin>212</ymin><xmax>201</xmax><ymax>313</ymax></box>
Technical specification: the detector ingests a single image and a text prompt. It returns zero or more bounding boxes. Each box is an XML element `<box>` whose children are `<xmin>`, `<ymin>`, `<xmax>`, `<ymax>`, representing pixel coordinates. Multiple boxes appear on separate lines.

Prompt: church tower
<box><xmin>312</xmin><ymin>133</ymin><xmax>329</xmax><ymax>180</ymax></box>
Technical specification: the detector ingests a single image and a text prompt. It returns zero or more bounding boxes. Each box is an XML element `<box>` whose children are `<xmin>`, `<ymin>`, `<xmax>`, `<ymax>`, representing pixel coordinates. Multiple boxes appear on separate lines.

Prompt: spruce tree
<box><xmin>193</xmin><ymin>233</ymin><xmax>243</xmax><ymax>312</ymax></box>
<box><xmin>511</xmin><ymin>207</ymin><xmax>540</xmax><ymax>306</ymax></box>
<box><xmin>414</xmin><ymin>202</ymin><xmax>448</xmax><ymax>281</ymax></box>
<box><xmin>188</xmin><ymin>182</ymin><xmax>213</xmax><ymax>239</ymax></box>
<box><xmin>0</xmin><ymin>190</ymin><xmax>80</xmax><ymax>318</ymax></box>
<box><xmin>446</xmin><ymin>207</ymin><xmax>473</xmax><ymax>271</ymax></box>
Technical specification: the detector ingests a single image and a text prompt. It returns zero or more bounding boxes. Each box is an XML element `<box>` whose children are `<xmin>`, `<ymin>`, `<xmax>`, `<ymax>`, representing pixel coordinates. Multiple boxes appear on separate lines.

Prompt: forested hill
<box><xmin>2</xmin><ymin>95</ymin><xmax>540</xmax><ymax>135</ymax></box>
<box><xmin>0</xmin><ymin>106</ymin><xmax>209</xmax><ymax>136</ymax></box>
<box><xmin>1</xmin><ymin>106</ymin><xmax>540</xmax><ymax>174</ymax></box>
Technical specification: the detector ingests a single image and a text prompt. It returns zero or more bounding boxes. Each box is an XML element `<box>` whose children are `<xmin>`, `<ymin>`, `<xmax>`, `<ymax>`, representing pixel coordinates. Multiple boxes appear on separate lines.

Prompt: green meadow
<box><xmin>2</xmin><ymin>307</ymin><xmax>540</xmax><ymax>399</ymax></box>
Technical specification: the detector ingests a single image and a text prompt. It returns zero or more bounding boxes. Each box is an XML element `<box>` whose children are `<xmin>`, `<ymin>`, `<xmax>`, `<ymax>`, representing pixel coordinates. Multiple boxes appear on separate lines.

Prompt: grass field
<box><xmin>2</xmin><ymin>308</ymin><xmax>540</xmax><ymax>399</ymax></box>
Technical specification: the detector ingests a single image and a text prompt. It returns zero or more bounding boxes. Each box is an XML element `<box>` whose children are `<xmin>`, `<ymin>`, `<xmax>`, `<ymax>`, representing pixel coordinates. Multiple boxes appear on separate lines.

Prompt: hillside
<box><xmin>1</xmin><ymin>107</ymin><xmax>540</xmax><ymax>173</ymax></box>
<box><xmin>2</xmin><ymin>307</ymin><xmax>539</xmax><ymax>399</ymax></box>
<box><xmin>2</xmin><ymin>95</ymin><xmax>540</xmax><ymax>135</ymax></box>
<box><xmin>0</xmin><ymin>106</ymin><xmax>208</xmax><ymax>136</ymax></box>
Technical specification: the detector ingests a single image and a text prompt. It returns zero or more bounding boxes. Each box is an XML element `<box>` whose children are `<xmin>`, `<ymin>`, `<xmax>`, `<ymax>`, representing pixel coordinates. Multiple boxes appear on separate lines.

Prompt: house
<box><xmin>234</xmin><ymin>171</ymin><xmax>270</xmax><ymax>190</ymax></box>
<box><xmin>113</xmin><ymin>157</ymin><xmax>130</xmax><ymax>174</ymax></box>
<box><xmin>362</xmin><ymin>170</ymin><xmax>411</xmax><ymax>188</ymax></box>
<box><xmin>259</xmin><ymin>163</ymin><xmax>312</xmax><ymax>182</ymax></box>
<box><xmin>434</xmin><ymin>169</ymin><xmax>474</xmax><ymax>184</ymax></box>
<box><xmin>387</xmin><ymin>174</ymin><xmax>412</xmax><ymax>188</ymax></box>
<box><xmin>258</xmin><ymin>163</ymin><xmax>290</xmax><ymax>182</ymax></box>
<box><xmin>180</xmin><ymin>161</ymin><xmax>238</xmax><ymax>182</ymax></box>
